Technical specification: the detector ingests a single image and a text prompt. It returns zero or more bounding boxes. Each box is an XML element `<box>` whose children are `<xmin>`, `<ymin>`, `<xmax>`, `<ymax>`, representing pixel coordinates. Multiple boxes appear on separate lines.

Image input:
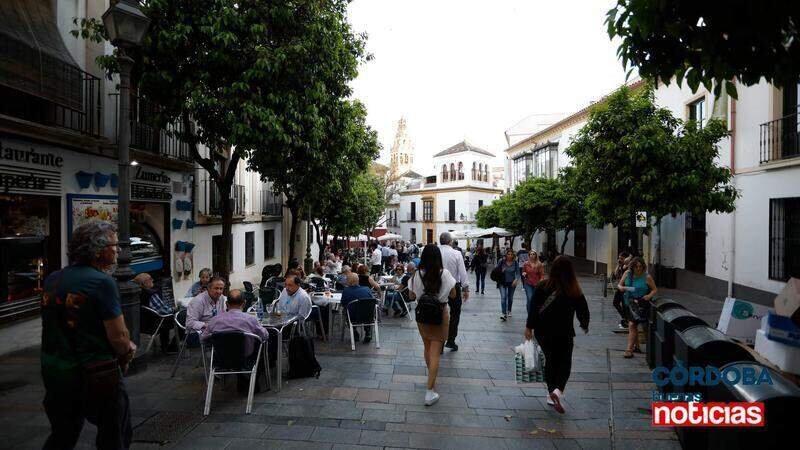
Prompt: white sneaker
<box><xmin>546</xmin><ymin>391</ymin><xmax>564</xmax><ymax>405</ymax></box>
<box><xmin>507</xmin><ymin>312</ymin><xmax>512</xmax><ymax>317</ymax></box>
<box><xmin>549</xmin><ymin>389</ymin><xmax>565</xmax><ymax>414</ymax></box>
<box><xmin>425</xmin><ymin>390</ymin><xmax>440</xmax><ymax>406</ymax></box>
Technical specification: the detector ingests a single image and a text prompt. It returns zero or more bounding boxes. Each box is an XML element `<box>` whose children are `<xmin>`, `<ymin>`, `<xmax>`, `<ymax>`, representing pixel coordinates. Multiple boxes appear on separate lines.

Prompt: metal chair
<box><xmin>203</xmin><ymin>331</ymin><xmax>269</xmax><ymax>415</ymax></box>
<box><xmin>308</xmin><ymin>276</ymin><xmax>327</xmax><ymax>292</ymax></box>
<box><xmin>258</xmin><ymin>286</ymin><xmax>280</xmax><ymax>305</ymax></box>
<box><xmin>140</xmin><ymin>305</ymin><xmax>173</xmax><ymax>354</ymax></box>
<box><xmin>170</xmin><ymin>309</ymin><xmax>208</xmax><ymax>382</ymax></box>
<box><xmin>303</xmin><ymin>304</ymin><xmax>327</xmax><ymax>341</ymax></box>
<box><xmin>343</xmin><ymin>298</ymin><xmax>381</xmax><ymax>351</ymax></box>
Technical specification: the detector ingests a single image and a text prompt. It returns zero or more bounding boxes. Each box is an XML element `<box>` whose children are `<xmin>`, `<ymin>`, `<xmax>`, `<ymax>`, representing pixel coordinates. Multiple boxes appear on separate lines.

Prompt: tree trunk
<box><xmin>560</xmin><ymin>228</ymin><xmax>571</xmax><ymax>255</ymax></box>
<box><xmin>219</xmin><ymin>184</ymin><xmax>233</xmax><ymax>281</ymax></box>
<box><xmin>313</xmin><ymin>220</ymin><xmax>324</xmax><ymax>262</ymax></box>
<box><xmin>287</xmin><ymin>202</ymin><xmax>300</xmax><ymax>267</ymax></box>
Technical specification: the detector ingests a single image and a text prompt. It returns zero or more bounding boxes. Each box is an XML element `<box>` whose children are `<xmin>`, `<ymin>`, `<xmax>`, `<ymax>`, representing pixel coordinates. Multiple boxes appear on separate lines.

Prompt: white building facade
<box><xmin>399</xmin><ymin>142</ymin><xmax>503</xmax><ymax>245</ymax></box>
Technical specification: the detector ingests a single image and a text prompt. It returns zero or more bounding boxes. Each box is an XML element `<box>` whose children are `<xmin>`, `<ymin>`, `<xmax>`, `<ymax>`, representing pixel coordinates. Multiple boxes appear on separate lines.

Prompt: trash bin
<box><xmin>655</xmin><ymin>308</ymin><xmax>706</xmax><ymax>380</ymax></box>
<box><xmin>647</xmin><ymin>298</ymin><xmax>684</xmax><ymax>369</ymax></box>
<box><xmin>706</xmin><ymin>362</ymin><xmax>800</xmax><ymax>449</ymax></box>
<box><xmin>672</xmin><ymin>326</ymin><xmax>757</xmax><ymax>449</ymax></box>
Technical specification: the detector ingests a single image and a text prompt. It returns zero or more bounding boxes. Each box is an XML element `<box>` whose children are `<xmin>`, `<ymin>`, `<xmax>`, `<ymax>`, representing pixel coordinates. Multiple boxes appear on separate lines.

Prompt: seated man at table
<box><xmin>341</xmin><ymin>273</ymin><xmax>375</xmax><ymax>343</ymax></box>
<box><xmin>275</xmin><ymin>275</ymin><xmax>312</xmax><ymax>319</ymax></box>
<box><xmin>201</xmin><ymin>290</ymin><xmax>268</xmax><ymax>393</ymax></box>
<box><xmin>187</xmin><ymin>277</ymin><xmax>227</xmax><ymax>333</ymax></box>
<box><xmin>134</xmin><ymin>273</ymin><xmax>177</xmax><ymax>353</ymax></box>
<box><xmin>382</xmin><ymin>265</ymin><xmax>406</xmax><ymax>316</ymax></box>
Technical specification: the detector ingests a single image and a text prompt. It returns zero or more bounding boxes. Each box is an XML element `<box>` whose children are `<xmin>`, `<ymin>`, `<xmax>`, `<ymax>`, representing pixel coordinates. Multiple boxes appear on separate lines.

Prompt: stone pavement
<box><xmin>0</xmin><ymin>275</ymin><xmax>693</xmax><ymax>450</ymax></box>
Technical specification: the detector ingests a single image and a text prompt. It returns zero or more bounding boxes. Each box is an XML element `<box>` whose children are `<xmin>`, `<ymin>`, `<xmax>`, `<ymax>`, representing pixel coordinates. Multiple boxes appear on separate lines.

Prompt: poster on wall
<box><xmin>66</xmin><ymin>194</ymin><xmax>118</xmax><ymax>238</ymax></box>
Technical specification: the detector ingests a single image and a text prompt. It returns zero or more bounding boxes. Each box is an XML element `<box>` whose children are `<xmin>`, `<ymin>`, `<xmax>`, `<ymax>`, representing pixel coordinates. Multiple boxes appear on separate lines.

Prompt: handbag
<box><xmin>629</xmin><ymin>297</ymin><xmax>651</xmax><ymax>323</ymax></box>
<box><xmin>490</xmin><ymin>263</ymin><xmax>503</xmax><ymax>282</ymax></box>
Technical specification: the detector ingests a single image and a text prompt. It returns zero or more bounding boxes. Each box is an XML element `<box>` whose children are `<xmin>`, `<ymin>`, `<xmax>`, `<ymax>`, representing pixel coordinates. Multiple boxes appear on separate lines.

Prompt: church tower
<box><xmin>389</xmin><ymin>117</ymin><xmax>415</xmax><ymax>176</ymax></box>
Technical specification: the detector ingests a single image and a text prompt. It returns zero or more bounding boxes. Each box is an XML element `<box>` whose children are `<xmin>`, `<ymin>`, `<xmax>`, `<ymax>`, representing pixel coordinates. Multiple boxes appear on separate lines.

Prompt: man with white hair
<box><xmin>439</xmin><ymin>232</ymin><xmax>470</xmax><ymax>351</ymax></box>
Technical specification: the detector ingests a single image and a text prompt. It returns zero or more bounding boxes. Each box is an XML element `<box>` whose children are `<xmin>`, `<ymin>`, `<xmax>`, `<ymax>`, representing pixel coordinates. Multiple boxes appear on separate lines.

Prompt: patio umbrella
<box><xmin>377</xmin><ymin>233</ymin><xmax>402</xmax><ymax>241</ymax></box>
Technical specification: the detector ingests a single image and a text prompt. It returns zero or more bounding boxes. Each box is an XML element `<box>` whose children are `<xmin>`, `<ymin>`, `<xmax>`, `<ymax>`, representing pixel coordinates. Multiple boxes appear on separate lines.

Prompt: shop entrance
<box><xmin>0</xmin><ymin>194</ymin><xmax>60</xmax><ymax>323</ymax></box>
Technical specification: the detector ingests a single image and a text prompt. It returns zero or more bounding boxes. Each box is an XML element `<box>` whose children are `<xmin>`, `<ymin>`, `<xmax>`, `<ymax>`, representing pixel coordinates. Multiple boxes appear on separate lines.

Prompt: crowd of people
<box><xmin>40</xmin><ymin>221</ymin><xmax>662</xmax><ymax>447</ymax></box>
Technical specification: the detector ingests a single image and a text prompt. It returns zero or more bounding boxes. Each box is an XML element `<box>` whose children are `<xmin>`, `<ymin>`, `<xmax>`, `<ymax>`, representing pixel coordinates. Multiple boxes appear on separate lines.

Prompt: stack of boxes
<box><xmin>755</xmin><ymin>278</ymin><xmax>800</xmax><ymax>375</ymax></box>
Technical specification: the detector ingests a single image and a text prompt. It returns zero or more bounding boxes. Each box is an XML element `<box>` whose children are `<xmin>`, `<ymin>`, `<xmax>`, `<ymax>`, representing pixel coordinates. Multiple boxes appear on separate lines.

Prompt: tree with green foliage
<box><xmin>606</xmin><ymin>1</ymin><xmax>800</xmax><ymax>97</ymax></box>
<box><xmin>566</xmin><ymin>85</ymin><xmax>737</xmax><ymax>235</ymax></box>
<box><xmin>75</xmin><ymin>0</ymin><xmax>368</xmax><ymax>279</ymax></box>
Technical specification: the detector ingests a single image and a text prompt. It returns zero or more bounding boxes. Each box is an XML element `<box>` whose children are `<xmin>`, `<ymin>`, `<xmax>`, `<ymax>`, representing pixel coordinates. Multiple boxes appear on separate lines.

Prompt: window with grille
<box><xmin>770</xmin><ymin>197</ymin><xmax>800</xmax><ymax>281</ymax></box>
<box><xmin>423</xmin><ymin>200</ymin><xmax>433</xmax><ymax>222</ymax></box>
<box><xmin>689</xmin><ymin>97</ymin><xmax>706</xmax><ymax>129</ymax></box>
<box><xmin>245</xmin><ymin>231</ymin><xmax>255</xmax><ymax>266</ymax></box>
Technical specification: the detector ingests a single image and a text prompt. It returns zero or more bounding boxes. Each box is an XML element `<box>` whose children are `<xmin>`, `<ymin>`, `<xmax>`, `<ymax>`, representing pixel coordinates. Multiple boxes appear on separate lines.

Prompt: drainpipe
<box><xmin>727</xmin><ymin>95</ymin><xmax>737</xmax><ymax>298</ymax></box>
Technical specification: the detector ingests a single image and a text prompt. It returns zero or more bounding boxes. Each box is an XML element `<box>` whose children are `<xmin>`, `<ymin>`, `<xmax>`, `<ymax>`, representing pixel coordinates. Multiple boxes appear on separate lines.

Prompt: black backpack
<box><xmin>414</xmin><ymin>273</ymin><xmax>444</xmax><ymax>325</ymax></box>
<box><xmin>287</xmin><ymin>335</ymin><xmax>322</xmax><ymax>379</ymax></box>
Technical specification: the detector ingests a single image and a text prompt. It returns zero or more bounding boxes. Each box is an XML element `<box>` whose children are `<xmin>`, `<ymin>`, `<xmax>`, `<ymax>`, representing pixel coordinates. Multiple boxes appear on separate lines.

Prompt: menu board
<box><xmin>159</xmin><ymin>276</ymin><xmax>176</xmax><ymax>309</ymax></box>
<box><xmin>66</xmin><ymin>194</ymin><xmax>118</xmax><ymax>237</ymax></box>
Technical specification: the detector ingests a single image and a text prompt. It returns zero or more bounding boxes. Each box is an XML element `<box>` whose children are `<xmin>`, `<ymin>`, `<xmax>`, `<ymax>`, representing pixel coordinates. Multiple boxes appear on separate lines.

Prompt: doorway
<box><xmin>685</xmin><ymin>212</ymin><xmax>706</xmax><ymax>274</ymax></box>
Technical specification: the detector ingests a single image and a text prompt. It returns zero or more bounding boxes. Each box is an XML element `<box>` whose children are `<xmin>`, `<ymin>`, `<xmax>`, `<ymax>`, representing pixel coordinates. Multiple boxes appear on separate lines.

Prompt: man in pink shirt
<box><xmin>201</xmin><ymin>290</ymin><xmax>268</xmax><ymax>393</ymax></box>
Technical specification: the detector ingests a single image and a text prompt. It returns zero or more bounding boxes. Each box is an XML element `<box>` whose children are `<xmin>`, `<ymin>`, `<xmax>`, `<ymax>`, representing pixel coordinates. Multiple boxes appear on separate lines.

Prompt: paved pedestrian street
<box><xmin>0</xmin><ymin>276</ymin><xmax>681</xmax><ymax>450</ymax></box>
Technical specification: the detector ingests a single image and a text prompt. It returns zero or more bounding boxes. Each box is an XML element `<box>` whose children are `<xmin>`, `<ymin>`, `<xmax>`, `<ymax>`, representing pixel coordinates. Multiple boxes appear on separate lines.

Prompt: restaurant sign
<box><xmin>0</xmin><ymin>139</ymin><xmax>63</xmax><ymax>196</ymax></box>
<box><xmin>131</xmin><ymin>166</ymin><xmax>173</xmax><ymax>202</ymax></box>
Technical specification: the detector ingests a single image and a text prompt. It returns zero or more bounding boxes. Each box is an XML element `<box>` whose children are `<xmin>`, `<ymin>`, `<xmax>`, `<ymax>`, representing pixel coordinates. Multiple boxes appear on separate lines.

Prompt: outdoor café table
<box><xmin>311</xmin><ymin>292</ymin><xmax>342</xmax><ymax>341</ymax></box>
<box><xmin>260</xmin><ymin>314</ymin><xmax>299</xmax><ymax>392</ymax></box>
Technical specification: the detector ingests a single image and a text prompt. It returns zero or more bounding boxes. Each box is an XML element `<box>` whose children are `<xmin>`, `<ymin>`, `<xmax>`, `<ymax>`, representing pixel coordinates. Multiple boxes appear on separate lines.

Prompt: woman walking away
<box><xmin>618</xmin><ymin>257</ymin><xmax>657</xmax><ymax>358</ymax></box>
<box><xmin>409</xmin><ymin>244</ymin><xmax>457</xmax><ymax>406</ymax></box>
<box><xmin>522</xmin><ymin>250</ymin><xmax>545</xmax><ymax>316</ymax></box>
<box><xmin>470</xmin><ymin>245</ymin><xmax>488</xmax><ymax>294</ymax></box>
<box><xmin>525</xmin><ymin>256</ymin><xmax>589</xmax><ymax>414</ymax></box>
<box><xmin>496</xmin><ymin>248</ymin><xmax>520</xmax><ymax>321</ymax></box>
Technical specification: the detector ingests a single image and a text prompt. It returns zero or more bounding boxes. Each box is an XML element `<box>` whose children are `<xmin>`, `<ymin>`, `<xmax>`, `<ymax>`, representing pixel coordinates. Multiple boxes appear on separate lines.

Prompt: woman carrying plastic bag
<box><xmin>524</xmin><ymin>256</ymin><xmax>589</xmax><ymax>414</ymax></box>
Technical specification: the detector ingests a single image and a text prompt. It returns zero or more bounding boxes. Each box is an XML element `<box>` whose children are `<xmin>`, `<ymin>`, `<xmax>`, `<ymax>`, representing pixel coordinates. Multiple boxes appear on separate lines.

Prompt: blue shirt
<box><xmin>497</xmin><ymin>260</ymin><xmax>520</xmax><ymax>285</ymax></box>
<box><xmin>275</xmin><ymin>287</ymin><xmax>312</xmax><ymax>318</ymax></box>
<box><xmin>341</xmin><ymin>285</ymin><xmax>374</xmax><ymax>309</ymax></box>
<box><xmin>41</xmin><ymin>265</ymin><xmax>122</xmax><ymax>390</ymax></box>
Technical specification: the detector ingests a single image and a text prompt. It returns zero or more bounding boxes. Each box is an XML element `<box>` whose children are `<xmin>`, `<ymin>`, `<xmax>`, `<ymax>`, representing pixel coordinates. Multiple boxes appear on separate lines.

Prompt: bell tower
<box><xmin>389</xmin><ymin>117</ymin><xmax>415</xmax><ymax>176</ymax></box>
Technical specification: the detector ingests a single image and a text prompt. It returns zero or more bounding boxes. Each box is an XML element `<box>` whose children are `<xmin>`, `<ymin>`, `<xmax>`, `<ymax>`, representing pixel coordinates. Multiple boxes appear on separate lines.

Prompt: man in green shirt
<box><xmin>41</xmin><ymin>221</ymin><xmax>136</xmax><ymax>449</ymax></box>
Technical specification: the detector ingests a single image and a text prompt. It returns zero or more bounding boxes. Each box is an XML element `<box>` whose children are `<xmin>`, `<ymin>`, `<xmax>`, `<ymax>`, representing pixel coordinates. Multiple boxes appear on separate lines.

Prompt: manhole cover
<box><xmin>133</xmin><ymin>411</ymin><xmax>204</xmax><ymax>445</ymax></box>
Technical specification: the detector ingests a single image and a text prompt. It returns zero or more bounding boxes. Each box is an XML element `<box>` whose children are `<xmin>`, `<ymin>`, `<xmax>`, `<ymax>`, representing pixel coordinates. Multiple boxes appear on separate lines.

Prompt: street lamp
<box><xmin>103</xmin><ymin>0</ymin><xmax>150</xmax><ymax>349</ymax></box>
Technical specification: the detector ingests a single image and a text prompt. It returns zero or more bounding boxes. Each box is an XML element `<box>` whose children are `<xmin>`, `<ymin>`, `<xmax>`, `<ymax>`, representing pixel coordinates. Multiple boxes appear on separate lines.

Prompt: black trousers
<box><xmin>535</xmin><ymin>334</ymin><xmax>574</xmax><ymax>393</ymax></box>
<box><xmin>447</xmin><ymin>283</ymin><xmax>462</xmax><ymax>344</ymax></box>
<box><xmin>613</xmin><ymin>291</ymin><xmax>627</xmax><ymax>321</ymax></box>
<box><xmin>43</xmin><ymin>377</ymin><xmax>132</xmax><ymax>450</ymax></box>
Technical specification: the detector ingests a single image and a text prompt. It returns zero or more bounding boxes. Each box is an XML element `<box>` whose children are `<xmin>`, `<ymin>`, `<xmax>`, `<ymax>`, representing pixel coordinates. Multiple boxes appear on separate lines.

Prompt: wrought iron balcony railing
<box><xmin>760</xmin><ymin>111</ymin><xmax>800</xmax><ymax>164</ymax></box>
<box><xmin>112</xmin><ymin>93</ymin><xmax>191</xmax><ymax>162</ymax></box>
<box><xmin>0</xmin><ymin>36</ymin><xmax>101</xmax><ymax>136</ymax></box>
<box><xmin>202</xmin><ymin>180</ymin><xmax>245</xmax><ymax>216</ymax></box>
<box><xmin>260</xmin><ymin>189</ymin><xmax>282</xmax><ymax>216</ymax></box>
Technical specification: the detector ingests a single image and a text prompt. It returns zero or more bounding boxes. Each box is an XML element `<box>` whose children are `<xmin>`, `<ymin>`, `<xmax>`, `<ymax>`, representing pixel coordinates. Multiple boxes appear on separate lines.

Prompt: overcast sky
<box><xmin>347</xmin><ymin>0</ymin><xmax>631</xmax><ymax>173</ymax></box>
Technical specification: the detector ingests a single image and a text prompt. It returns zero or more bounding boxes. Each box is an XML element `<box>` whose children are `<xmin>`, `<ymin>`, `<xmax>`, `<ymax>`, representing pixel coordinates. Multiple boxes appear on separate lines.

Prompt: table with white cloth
<box><xmin>311</xmin><ymin>292</ymin><xmax>341</xmax><ymax>341</ymax></box>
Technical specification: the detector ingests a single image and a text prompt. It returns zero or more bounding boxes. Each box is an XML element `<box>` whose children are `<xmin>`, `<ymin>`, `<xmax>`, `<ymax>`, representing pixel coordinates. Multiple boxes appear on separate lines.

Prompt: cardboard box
<box><xmin>755</xmin><ymin>329</ymin><xmax>800</xmax><ymax>375</ymax></box>
<box><xmin>717</xmin><ymin>297</ymin><xmax>773</xmax><ymax>345</ymax></box>
<box><xmin>774</xmin><ymin>278</ymin><xmax>800</xmax><ymax>327</ymax></box>
<box><xmin>761</xmin><ymin>312</ymin><xmax>800</xmax><ymax>348</ymax></box>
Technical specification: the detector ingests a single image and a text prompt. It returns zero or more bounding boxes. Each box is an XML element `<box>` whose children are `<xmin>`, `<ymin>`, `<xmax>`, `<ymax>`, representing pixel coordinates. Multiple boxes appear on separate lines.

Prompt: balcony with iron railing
<box><xmin>260</xmin><ymin>189</ymin><xmax>282</xmax><ymax>216</ymax></box>
<box><xmin>0</xmin><ymin>36</ymin><xmax>101</xmax><ymax>136</ymax></box>
<box><xmin>201</xmin><ymin>180</ymin><xmax>246</xmax><ymax>216</ymax></box>
<box><xmin>112</xmin><ymin>93</ymin><xmax>191</xmax><ymax>162</ymax></box>
<box><xmin>760</xmin><ymin>111</ymin><xmax>800</xmax><ymax>164</ymax></box>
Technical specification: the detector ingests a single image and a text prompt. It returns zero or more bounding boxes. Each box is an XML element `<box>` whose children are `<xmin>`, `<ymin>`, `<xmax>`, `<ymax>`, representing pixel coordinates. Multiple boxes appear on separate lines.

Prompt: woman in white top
<box><xmin>409</xmin><ymin>244</ymin><xmax>457</xmax><ymax>406</ymax></box>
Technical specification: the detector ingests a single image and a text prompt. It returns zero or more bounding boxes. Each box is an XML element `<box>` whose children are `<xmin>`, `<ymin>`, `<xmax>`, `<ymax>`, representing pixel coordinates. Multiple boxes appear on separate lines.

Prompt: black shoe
<box><xmin>398</xmin><ymin>310</ymin><xmax>408</xmax><ymax>318</ymax></box>
<box><xmin>363</xmin><ymin>335</ymin><xmax>372</xmax><ymax>344</ymax></box>
<box><xmin>445</xmin><ymin>342</ymin><xmax>459</xmax><ymax>351</ymax></box>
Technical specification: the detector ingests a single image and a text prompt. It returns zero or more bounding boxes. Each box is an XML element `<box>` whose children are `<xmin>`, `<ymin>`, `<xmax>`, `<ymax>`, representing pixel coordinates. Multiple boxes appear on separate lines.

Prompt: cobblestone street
<box><xmin>0</xmin><ymin>276</ymin><xmax>690</xmax><ymax>449</ymax></box>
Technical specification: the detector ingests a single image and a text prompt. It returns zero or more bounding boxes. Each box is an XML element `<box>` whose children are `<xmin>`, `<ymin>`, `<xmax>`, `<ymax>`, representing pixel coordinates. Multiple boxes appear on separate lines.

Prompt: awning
<box><xmin>0</xmin><ymin>0</ymin><xmax>84</xmax><ymax>109</ymax></box>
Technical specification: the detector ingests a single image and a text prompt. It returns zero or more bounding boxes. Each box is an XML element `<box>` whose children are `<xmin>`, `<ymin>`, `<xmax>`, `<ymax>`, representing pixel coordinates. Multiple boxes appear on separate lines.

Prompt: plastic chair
<box><xmin>170</xmin><ymin>309</ymin><xmax>208</xmax><ymax>382</ymax></box>
<box><xmin>203</xmin><ymin>331</ymin><xmax>269</xmax><ymax>415</ymax></box>
<box><xmin>140</xmin><ymin>305</ymin><xmax>173</xmax><ymax>354</ymax></box>
<box><xmin>344</xmin><ymin>298</ymin><xmax>381</xmax><ymax>351</ymax></box>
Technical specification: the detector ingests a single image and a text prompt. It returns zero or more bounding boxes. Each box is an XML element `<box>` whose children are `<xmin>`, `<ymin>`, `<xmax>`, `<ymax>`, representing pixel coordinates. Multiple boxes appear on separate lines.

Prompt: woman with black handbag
<box><xmin>525</xmin><ymin>256</ymin><xmax>589</xmax><ymax>414</ymax></box>
<box><xmin>617</xmin><ymin>256</ymin><xmax>657</xmax><ymax>358</ymax></box>
<box><xmin>409</xmin><ymin>244</ymin><xmax>457</xmax><ymax>406</ymax></box>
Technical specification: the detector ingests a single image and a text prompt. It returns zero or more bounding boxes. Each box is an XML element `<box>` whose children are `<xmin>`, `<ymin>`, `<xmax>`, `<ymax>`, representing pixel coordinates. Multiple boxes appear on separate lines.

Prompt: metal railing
<box><xmin>260</xmin><ymin>189</ymin><xmax>282</xmax><ymax>216</ymax></box>
<box><xmin>0</xmin><ymin>35</ymin><xmax>101</xmax><ymax>135</ymax></box>
<box><xmin>760</xmin><ymin>111</ymin><xmax>800</xmax><ymax>164</ymax></box>
<box><xmin>203</xmin><ymin>180</ymin><xmax>245</xmax><ymax>216</ymax></box>
<box><xmin>112</xmin><ymin>93</ymin><xmax>191</xmax><ymax>161</ymax></box>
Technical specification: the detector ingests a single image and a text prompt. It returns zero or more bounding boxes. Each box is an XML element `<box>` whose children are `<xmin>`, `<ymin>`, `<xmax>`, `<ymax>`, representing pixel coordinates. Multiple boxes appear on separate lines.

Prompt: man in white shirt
<box><xmin>438</xmin><ymin>232</ymin><xmax>470</xmax><ymax>351</ymax></box>
<box><xmin>370</xmin><ymin>244</ymin><xmax>383</xmax><ymax>276</ymax></box>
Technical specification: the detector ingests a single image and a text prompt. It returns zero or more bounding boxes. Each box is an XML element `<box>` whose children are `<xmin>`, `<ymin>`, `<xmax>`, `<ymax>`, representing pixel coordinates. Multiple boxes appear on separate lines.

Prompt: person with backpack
<box><xmin>493</xmin><ymin>248</ymin><xmax>520</xmax><ymax>321</ymax></box>
<box><xmin>409</xmin><ymin>244</ymin><xmax>457</xmax><ymax>406</ymax></box>
<box><xmin>525</xmin><ymin>256</ymin><xmax>590</xmax><ymax>414</ymax></box>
